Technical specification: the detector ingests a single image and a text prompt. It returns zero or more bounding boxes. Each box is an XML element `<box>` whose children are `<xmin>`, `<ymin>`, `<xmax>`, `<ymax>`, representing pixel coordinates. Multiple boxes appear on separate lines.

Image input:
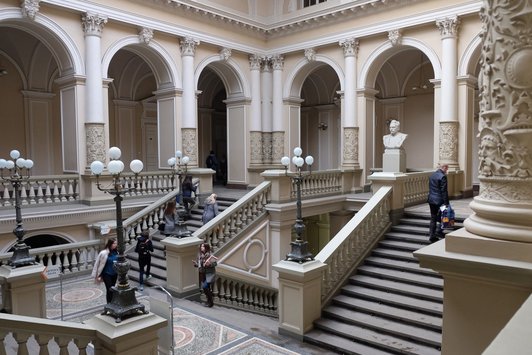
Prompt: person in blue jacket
<box><xmin>427</xmin><ymin>164</ymin><xmax>449</xmax><ymax>243</ymax></box>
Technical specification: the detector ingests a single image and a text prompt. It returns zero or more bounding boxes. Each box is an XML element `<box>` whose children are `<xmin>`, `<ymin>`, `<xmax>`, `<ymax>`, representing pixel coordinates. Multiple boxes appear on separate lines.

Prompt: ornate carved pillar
<box><xmin>261</xmin><ymin>57</ymin><xmax>273</xmax><ymax>164</ymax></box>
<box><xmin>249</xmin><ymin>54</ymin><xmax>263</xmax><ymax>165</ymax></box>
<box><xmin>271</xmin><ymin>54</ymin><xmax>285</xmax><ymax>162</ymax></box>
<box><xmin>436</xmin><ymin>16</ymin><xmax>460</xmax><ymax>169</ymax></box>
<box><xmin>464</xmin><ymin>1</ymin><xmax>532</xmax><ymax>242</ymax></box>
<box><xmin>82</xmin><ymin>12</ymin><xmax>107</xmax><ymax>167</ymax></box>
<box><xmin>339</xmin><ymin>38</ymin><xmax>359</xmax><ymax>168</ymax></box>
<box><xmin>180</xmin><ymin>36</ymin><xmax>200</xmax><ymax>166</ymax></box>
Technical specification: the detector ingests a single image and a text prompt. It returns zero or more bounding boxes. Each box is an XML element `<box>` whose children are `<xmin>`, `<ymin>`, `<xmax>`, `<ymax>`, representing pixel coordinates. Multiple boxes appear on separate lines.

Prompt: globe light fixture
<box><xmin>167</xmin><ymin>150</ymin><xmax>192</xmax><ymax>238</ymax></box>
<box><xmin>280</xmin><ymin>147</ymin><xmax>314</xmax><ymax>263</ymax></box>
<box><xmin>90</xmin><ymin>147</ymin><xmax>147</xmax><ymax>322</ymax></box>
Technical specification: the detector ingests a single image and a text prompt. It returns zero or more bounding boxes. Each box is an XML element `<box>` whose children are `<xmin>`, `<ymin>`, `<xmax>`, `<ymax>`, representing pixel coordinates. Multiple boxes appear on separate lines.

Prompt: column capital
<box><xmin>261</xmin><ymin>56</ymin><xmax>272</xmax><ymax>73</ymax></box>
<box><xmin>21</xmin><ymin>0</ymin><xmax>40</xmax><ymax>20</ymax></box>
<box><xmin>271</xmin><ymin>54</ymin><xmax>284</xmax><ymax>70</ymax></box>
<box><xmin>339</xmin><ymin>37</ymin><xmax>359</xmax><ymax>57</ymax></box>
<box><xmin>81</xmin><ymin>12</ymin><xmax>108</xmax><ymax>36</ymax></box>
<box><xmin>138</xmin><ymin>27</ymin><xmax>154</xmax><ymax>45</ymax></box>
<box><xmin>219</xmin><ymin>47</ymin><xmax>231</xmax><ymax>61</ymax></box>
<box><xmin>249</xmin><ymin>53</ymin><xmax>261</xmax><ymax>70</ymax></box>
<box><xmin>180</xmin><ymin>36</ymin><xmax>200</xmax><ymax>57</ymax></box>
<box><xmin>436</xmin><ymin>16</ymin><xmax>460</xmax><ymax>38</ymax></box>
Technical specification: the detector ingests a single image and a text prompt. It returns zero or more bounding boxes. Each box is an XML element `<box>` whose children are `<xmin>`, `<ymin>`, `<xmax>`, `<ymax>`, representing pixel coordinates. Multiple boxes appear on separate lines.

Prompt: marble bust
<box><xmin>383</xmin><ymin>119</ymin><xmax>407</xmax><ymax>149</ymax></box>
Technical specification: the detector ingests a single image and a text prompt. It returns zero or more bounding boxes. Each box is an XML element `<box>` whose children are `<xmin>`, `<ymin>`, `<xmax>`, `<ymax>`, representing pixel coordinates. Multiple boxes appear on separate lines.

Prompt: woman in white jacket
<box><xmin>91</xmin><ymin>238</ymin><xmax>118</xmax><ymax>303</ymax></box>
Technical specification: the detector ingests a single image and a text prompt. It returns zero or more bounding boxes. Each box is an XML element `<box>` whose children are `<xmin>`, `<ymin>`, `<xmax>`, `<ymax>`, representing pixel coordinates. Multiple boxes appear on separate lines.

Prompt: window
<box><xmin>303</xmin><ymin>0</ymin><xmax>327</xmax><ymax>8</ymax></box>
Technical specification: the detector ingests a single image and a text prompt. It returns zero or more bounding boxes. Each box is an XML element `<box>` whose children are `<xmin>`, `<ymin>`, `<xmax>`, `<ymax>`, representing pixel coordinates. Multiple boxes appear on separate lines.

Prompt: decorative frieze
<box><xmin>250</xmin><ymin>131</ymin><xmax>263</xmax><ymax>164</ymax></box>
<box><xmin>438</xmin><ymin>121</ymin><xmax>459</xmax><ymax>166</ymax></box>
<box><xmin>85</xmin><ymin>123</ymin><xmax>106</xmax><ymax>165</ymax></box>
<box><xmin>138</xmin><ymin>27</ymin><xmax>154</xmax><ymax>45</ymax></box>
<box><xmin>180</xmin><ymin>36</ymin><xmax>200</xmax><ymax>57</ymax></box>
<box><xmin>262</xmin><ymin>132</ymin><xmax>273</xmax><ymax>164</ymax></box>
<box><xmin>343</xmin><ymin>127</ymin><xmax>359</xmax><ymax>164</ymax></box>
<box><xmin>339</xmin><ymin>37</ymin><xmax>359</xmax><ymax>57</ymax></box>
<box><xmin>182</xmin><ymin>128</ymin><xmax>197</xmax><ymax>166</ymax></box>
<box><xmin>21</xmin><ymin>0</ymin><xmax>39</xmax><ymax>20</ymax></box>
<box><xmin>272</xmin><ymin>131</ymin><xmax>285</xmax><ymax>163</ymax></box>
<box><xmin>81</xmin><ymin>12</ymin><xmax>107</xmax><ymax>36</ymax></box>
<box><xmin>436</xmin><ymin>16</ymin><xmax>460</xmax><ymax>37</ymax></box>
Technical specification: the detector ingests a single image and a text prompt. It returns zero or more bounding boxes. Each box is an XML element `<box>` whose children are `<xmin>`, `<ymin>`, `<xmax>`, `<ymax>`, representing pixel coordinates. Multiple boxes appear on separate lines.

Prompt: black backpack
<box><xmin>137</xmin><ymin>240</ymin><xmax>150</xmax><ymax>257</ymax></box>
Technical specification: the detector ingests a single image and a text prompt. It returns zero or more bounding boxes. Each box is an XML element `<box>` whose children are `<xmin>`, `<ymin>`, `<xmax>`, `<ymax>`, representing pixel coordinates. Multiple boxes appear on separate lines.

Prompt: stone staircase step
<box><xmin>378</xmin><ymin>239</ymin><xmax>427</xmax><ymax>252</ymax></box>
<box><xmin>391</xmin><ymin>225</ymin><xmax>428</xmax><ymax>235</ymax></box>
<box><xmin>357</xmin><ymin>265</ymin><xmax>443</xmax><ymax>289</ymax></box>
<box><xmin>322</xmin><ymin>305</ymin><xmax>442</xmax><ymax>346</ymax></box>
<box><xmin>313</xmin><ymin>318</ymin><xmax>441</xmax><ymax>355</ymax></box>
<box><xmin>305</xmin><ymin>329</ymin><xmax>393</xmax><ymax>355</ymax></box>
<box><xmin>341</xmin><ymin>284</ymin><xmax>443</xmax><ymax>316</ymax></box>
<box><xmin>349</xmin><ymin>275</ymin><xmax>443</xmax><ymax>302</ymax></box>
<box><xmin>384</xmin><ymin>231</ymin><xmax>431</xmax><ymax>244</ymax></box>
<box><xmin>371</xmin><ymin>248</ymin><xmax>417</xmax><ymax>262</ymax></box>
<box><xmin>364</xmin><ymin>256</ymin><xmax>440</xmax><ymax>277</ymax></box>
<box><xmin>399</xmin><ymin>217</ymin><xmax>464</xmax><ymax>230</ymax></box>
<box><xmin>332</xmin><ymin>295</ymin><xmax>442</xmax><ymax>330</ymax></box>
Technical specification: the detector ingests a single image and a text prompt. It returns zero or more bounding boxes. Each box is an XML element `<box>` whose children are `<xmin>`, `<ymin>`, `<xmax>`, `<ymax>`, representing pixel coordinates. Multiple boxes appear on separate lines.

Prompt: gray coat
<box><xmin>202</xmin><ymin>202</ymin><xmax>219</xmax><ymax>225</ymax></box>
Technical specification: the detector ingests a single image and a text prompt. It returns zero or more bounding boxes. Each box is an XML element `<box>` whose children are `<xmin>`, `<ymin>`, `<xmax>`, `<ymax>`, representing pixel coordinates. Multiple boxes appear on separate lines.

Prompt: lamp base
<box><xmin>286</xmin><ymin>239</ymin><xmax>314</xmax><ymax>263</ymax></box>
<box><xmin>102</xmin><ymin>286</ymin><xmax>147</xmax><ymax>323</ymax></box>
<box><xmin>8</xmin><ymin>244</ymin><xmax>35</xmax><ymax>268</ymax></box>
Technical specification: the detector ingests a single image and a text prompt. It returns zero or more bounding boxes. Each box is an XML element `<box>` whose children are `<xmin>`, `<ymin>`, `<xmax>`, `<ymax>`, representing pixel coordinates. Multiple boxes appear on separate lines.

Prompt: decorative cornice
<box><xmin>138</xmin><ymin>27</ymin><xmax>154</xmax><ymax>44</ymax></box>
<box><xmin>21</xmin><ymin>0</ymin><xmax>40</xmax><ymax>20</ymax></box>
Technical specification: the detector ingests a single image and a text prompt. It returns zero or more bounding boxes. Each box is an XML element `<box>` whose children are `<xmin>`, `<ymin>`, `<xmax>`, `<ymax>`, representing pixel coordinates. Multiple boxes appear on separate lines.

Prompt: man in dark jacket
<box><xmin>427</xmin><ymin>164</ymin><xmax>449</xmax><ymax>243</ymax></box>
<box><xmin>135</xmin><ymin>230</ymin><xmax>154</xmax><ymax>291</ymax></box>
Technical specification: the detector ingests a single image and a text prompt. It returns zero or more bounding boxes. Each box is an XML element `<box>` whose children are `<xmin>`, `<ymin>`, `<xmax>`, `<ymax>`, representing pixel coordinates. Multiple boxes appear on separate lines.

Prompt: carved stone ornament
<box><xmin>81</xmin><ymin>12</ymin><xmax>108</xmax><ymax>36</ymax></box>
<box><xmin>138</xmin><ymin>27</ymin><xmax>154</xmax><ymax>45</ymax></box>
<box><xmin>21</xmin><ymin>0</ymin><xmax>39</xmax><ymax>20</ymax></box>
<box><xmin>339</xmin><ymin>37</ymin><xmax>359</xmax><ymax>57</ymax></box>
<box><xmin>85</xmin><ymin>123</ymin><xmax>106</xmax><ymax>165</ymax></box>
<box><xmin>182</xmin><ymin>128</ymin><xmax>197</xmax><ymax>165</ymax></box>
<box><xmin>272</xmin><ymin>131</ymin><xmax>285</xmax><ymax>162</ymax></box>
<box><xmin>438</xmin><ymin>121</ymin><xmax>459</xmax><ymax>164</ymax></box>
<box><xmin>262</xmin><ymin>132</ymin><xmax>273</xmax><ymax>164</ymax></box>
<box><xmin>464</xmin><ymin>0</ymin><xmax>532</xmax><ymax>242</ymax></box>
<box><xmin>180</xmin><ymin>37</ymin><xmax>200</xmax><ymax>57</ymax></box>
<box><xmin>250</xmin><ymin>131</ymin><xmax>263</xmax><ymax>164</ymax></box>
<box><xmin>388</xmin><ymin>29</ymin><xmax>402</xmax><ymax>46</ymax></box>
<box><xmin>261</xmin><ymin>56</ymin><xmax>272</xmax><ymax>72</ymax></box>
<box><xmin>219</xmin><ymin>47</ymin><xmax>232</xmax><ymax>61</ymax></box>
<box><xmin>436</xmin><ymin>16</ymin><xmax>460</xmax><ymax>38</ymax></box>
<box><xmin>271</xmin><ymin>54</ymin><xmax>284</xmax><ymax>70</ymax></box>
<box><xmin>343</xmin><ymin>127</ymin><xmax>359</xmax><ymax>163</ymax></box>
<box><xmin>249</xmin><ymin>54</ymin><xmax>261</xmax><ymax>70</ymax></box>
<box><xmin>305</xmin><ymin>48</ymin><xmax>316</xmax><ymax>62</ymax></box>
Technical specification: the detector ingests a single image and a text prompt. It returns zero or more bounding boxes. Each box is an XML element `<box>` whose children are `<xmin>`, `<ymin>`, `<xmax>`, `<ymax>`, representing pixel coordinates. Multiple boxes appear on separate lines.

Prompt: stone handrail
<box><xmin>315</xmin><ymin>186</ymin><xmax>392</xmax><ymax>305</ymax></box>
<box><xmin>290</xmin><ymin>170</ymin><xmax>342</xmax><ymax>199</ymax></box>
<box><xmin>210</xmin><ymin>274</ymin><xmax>278</xmax><ymax>317</ymax></box>
<box><xmin>0</xmin><ymin>313</ymin><xmax>99</xmax><ymax>354</ymax></box>
<box><xmin>403</xmin><ymin>171</ymin><xmax>431</xmax><ymax>207</ymax></box>
<box><xmin>0</xmin><ymin>175</ymin><xmax>79</xmax><ymax>207</ymax></box>
<box><xmin>0</xmin><ymin>239</ymin><xmax>101</xmax><ymax>272</ymax></box>
<box><xmin>193</xmin><ymin>181</ymin><xmax>271</xmax><ymax>252</ymax></box>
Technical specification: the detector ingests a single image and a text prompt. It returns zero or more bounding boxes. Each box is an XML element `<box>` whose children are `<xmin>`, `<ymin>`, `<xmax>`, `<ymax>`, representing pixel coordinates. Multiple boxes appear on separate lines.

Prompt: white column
<box><xmin>249</xmin><ymin>54</ymin><xmax>262</xmax><ymax>164</ymax></box>
<box><xmin>180</xmin><ymin>36</ymin><xmax>199</xmax><ymax>129</ymax></box>
<box><xmin>436</xmin><ymin>16</ymin><xmax>460</xmax><ymax>169</ymax></box>
<box><xmin>271</xmin><ymin>54</ymin><xmax>285</xmax><ymax>162</ymax></box>
<box><xmin>339</xmin><ymin>38</ymin><xmax>360</xmax><ymax>168</ymax></box>
<box><xmin>261</xmin><ymin>58</ymin><xmax>273</xmax><ymax>164</ymax></box>
<box><xmin>82</xmin><ymin>12</ymin><xmax>107</xmax><ymax>165</ymax></box>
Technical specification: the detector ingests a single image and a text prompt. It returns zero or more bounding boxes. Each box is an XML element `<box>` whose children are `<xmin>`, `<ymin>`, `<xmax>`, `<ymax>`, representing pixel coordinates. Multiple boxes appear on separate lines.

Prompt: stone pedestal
<box><xmin>161</xmin><ymin>236</ymin><xmax>203</xmax><ymax>297</ymax></box>
<box><xmin>272</xmin><ymin>259</ymin><xmax>327</xmax><ymax>339</ymax></box>
<box><xmin>368</xmin><ymin>172</ymin><xmax>407</xmax><ymax>224</ymax></box>
<box><xmin>383</xmin><ymin>148</ymin><xmax>406</xmax><ymax>173</ymax></box>
<box><xmin>414</xmin><ymin>229</ymin><xmax>532</xmax><ymax>355</ymax></box>
<box><xmin>0</xmin><ymin>264</ymin><xmax>46</xmax><ymax>317</ymax></box>
<box><xmin>86</xmin><ymin>312</ymin><xmax>166</xmax><ymax>355</ymax></box>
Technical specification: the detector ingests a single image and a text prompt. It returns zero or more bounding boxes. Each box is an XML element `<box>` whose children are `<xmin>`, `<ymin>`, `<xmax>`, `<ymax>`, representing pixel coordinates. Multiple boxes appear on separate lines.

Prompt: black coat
<box><xmin>427</xmin><ymin>169</ymin><xmax>449</xmax><ymax>206</ymax></box>
<box><xmin>135</xmin><ymin>235</ymin><xmax>154</xmax><ymax>259</ymax></box>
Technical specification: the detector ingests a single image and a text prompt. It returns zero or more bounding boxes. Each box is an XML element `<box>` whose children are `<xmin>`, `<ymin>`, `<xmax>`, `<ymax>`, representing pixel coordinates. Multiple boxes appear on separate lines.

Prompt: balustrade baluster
<box><xmin>13</xmin><ymin>332</ymin><xmax>31</xmax><ymax>355</ymax></box>
<box><xmin>74</xmin><ymin>339</ymin><xmax>91</xmax><ymax>355</ymax></box>
<box><xmin>1</xmin><ymin>182</ymin><xmax>10</xmax><ymax>207</ymax></box>
<box><xmin>52</xmin><ymin>180</ymin><xmax>61</xmax><ymax>202</ymax></box>
<box><xmin>20</xmin><ymin>182</ymin><xmax>29</xmax><ymax>205</ymax></box>
<box><xmin>212</xmin><ymin>280</ymin><xmax>220</xmax><ymax>304</ymax></box>
<box><xmin>236</xmin><ymin>283</ymin><xmax>243</xmax><ymax>307</ymax></box>
<box><xmin>54</xmin><ymin>336</ymin><xmax>71</xmax><ymax>355</ymax></box>
<box><xmin>0</xmin><ymin>330</ymin><xmax>11</xmax><ymax>355</ymax></box>
<box><xmin>35</xmin><ymin>334</ymin><xmax>54</xmax><ymax>355</ymax></box>
<box><xmin>28</xmin><ymin>181</ymin><xmax>36</xmax><ymax>204</ymax></box>
<box><xmin>44</xmin><ymin>181</ymin><xmax>52</xmax><ymax>203</ymax></box>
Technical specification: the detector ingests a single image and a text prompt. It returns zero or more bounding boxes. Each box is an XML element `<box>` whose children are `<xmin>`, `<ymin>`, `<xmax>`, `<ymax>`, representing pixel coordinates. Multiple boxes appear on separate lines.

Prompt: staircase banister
<box><xmin>123</xmin><ymin>189</ymin><xmax>179</xmax><ymax>228</ymax></box>
<box><xmin>315</xmin><ymin>186</ymin><xmax>393</xmax><ymax>262</ymax></box>
<box><xmin>0</xmin><ymin>312</ymin><xmax>97</xmax><ymax>336</ymax></box>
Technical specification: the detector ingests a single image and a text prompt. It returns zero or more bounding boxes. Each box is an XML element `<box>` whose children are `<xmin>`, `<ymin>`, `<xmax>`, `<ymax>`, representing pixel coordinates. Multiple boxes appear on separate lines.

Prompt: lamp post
<box><xmin>90</xmin><ymin>146</ymin><xmax>147</xmax><ymax>322</ymax></box>
<box><xmin>167</xmin><ymin>150</ymin><xmax>192</xmax><ymax>238</ymax></box>
<box><xmin>0</xmin><ymin>150</ymin><xmax>36</xmax><ymax>268</ymax></box>
<box><xmin>281</xmin><ymin>147</ymin><xmax>314</xmax><ymax>263</ymax></box>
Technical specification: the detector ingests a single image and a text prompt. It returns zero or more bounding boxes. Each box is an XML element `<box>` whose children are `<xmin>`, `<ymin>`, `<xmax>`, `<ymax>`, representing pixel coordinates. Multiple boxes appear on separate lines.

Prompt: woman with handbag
<box><xmin>193</xmin><ymin>242</ymin><xmax>217</xmax><ymax>307</ymax></box>
<box><xmin>91</xmin><ymin>238</ymin><xmax>118</xmax><ymax>303</ymax></box>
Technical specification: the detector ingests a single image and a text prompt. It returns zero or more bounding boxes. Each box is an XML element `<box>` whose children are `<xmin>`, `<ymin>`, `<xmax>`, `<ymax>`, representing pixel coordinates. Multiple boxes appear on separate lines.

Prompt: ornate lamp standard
<box><xmin>0</xmin><ymin>150</ymin><xmax>35</xmax><ymax>267</ymax></box>
<box><xmin>281</xmin><ymin>147</ymin><xmax>314</xmax><ymax>263</ymax></box>
<box><xmin>90</xmin><ymin>146</ymin><xmax>147</xmax><ymax>322</ymax></box>
<box><xmin>167</xmin><ymin>150</ymin><xmax>192</xmax><ymax>238</ymax></box>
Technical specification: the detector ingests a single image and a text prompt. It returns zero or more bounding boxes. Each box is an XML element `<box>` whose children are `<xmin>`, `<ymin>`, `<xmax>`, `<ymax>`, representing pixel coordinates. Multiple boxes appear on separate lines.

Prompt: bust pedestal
<box><xmin>383</xmin><ymin>148</ymin><xmax>406</xmax><ymax>173</ymax></box>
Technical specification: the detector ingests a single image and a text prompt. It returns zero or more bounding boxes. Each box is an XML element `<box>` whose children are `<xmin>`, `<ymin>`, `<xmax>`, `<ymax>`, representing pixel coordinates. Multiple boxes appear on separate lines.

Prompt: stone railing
<box><xmin>315</xmin><ymin>186</ymin><xmax>392</xmax><ymax>305</ymax></box>
<box><xmin>0</xmin><ymin>239</ymin><xmax>101</xmax><ymax>271</ymax></box>
<box><xmin>210</xmin><ymin>274</ymin><xmax>278</xmax><ymax>317</ymax></box>
<box><xmin>193</xmin><ymin>181</ymin><xmax>271</xmax><ymax>252</ymax></box>
<box><xmin>0</xmin><ymin>175</ymin><xmax>79</xmax><ymax>207</ymax></box>
<box><xmin>403</xmin><ymin>171</ymin><xmax>432</xmax><ymax>207</ymax></box>
<box><xmin>0</xmin><ymin>313</ymin><xmax>99</xmax><ymax>354</ymax></box>
<box><xmin>290</xmin><ymin>170</ymin><xmax>342</xmax><ymax>199</ymax></box>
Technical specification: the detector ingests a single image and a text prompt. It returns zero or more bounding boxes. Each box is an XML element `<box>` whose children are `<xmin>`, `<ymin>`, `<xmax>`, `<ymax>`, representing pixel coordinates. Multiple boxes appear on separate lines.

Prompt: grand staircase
<box><xmin>304</xmin><ymin>212</ymin><xmax>463</xmax><ymax>355</ymax></box>
<box><xmin>126</xmin><ymin>195</ymin><xmax>238</xmax><ymax>289</ymax></box>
